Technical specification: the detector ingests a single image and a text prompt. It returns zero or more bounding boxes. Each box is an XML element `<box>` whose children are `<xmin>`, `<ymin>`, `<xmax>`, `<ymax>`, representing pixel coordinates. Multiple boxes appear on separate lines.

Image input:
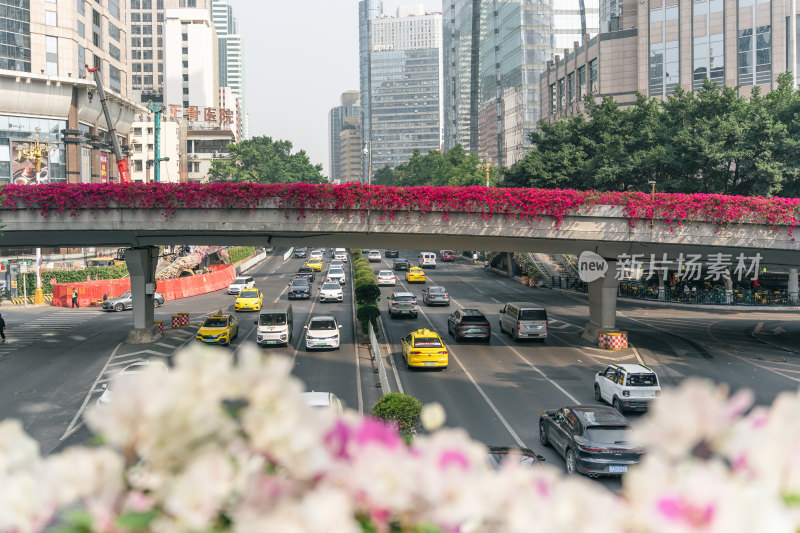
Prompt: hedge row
<box><xmin>18</xmin><ymin>264</ymin><xmax>129</xmax><ymax>295</ymax></box>
<box><xmin>351</xmin><ymin>249</ymin><xmax>380</xmax><ymax>334</ymax></box>
<box><xmin>227</xmin><ymin>246</ymin><xmax>255</xmax><ymax>265</ymax></box>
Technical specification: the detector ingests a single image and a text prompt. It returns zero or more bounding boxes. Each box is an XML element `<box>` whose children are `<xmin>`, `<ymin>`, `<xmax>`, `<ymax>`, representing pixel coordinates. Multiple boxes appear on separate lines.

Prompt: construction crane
<box><xmin>86</xmin><ymin>65</ymin><xmax>131</xmax><ymax>182</ymax></box>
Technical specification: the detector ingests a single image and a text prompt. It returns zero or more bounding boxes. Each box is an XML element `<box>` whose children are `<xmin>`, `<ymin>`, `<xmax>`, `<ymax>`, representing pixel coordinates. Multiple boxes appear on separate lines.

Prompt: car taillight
<box><xmin>439</xmin><ymin>351</ymin><xmax>447</xmax><ymax>355</ymax></box>
<box><xmin>517</xmin><ymin>321</ymin><xmax>521</xmax><ymax>330</ymax></box>
<box><xmin>546</xmin><ymin>322</ymin><xmax>549</xmax><ymax>330</ymax></box>
<box><xmin>391</xmin><ymin>302</ymin><xmax>398</xmax><ymax>306</ymax></box>
<box><xmin>410</xmin><ymin>351</ymin><xmax>421</xmax><ymax>355</ymax></box>
<box><xmin>444</xmin><ymin>293</ymin><xmax>449</xmax><ymax>297</ymax></box>
<box><xmin>578</xmin><ymin>445</ymin><xmax>609</xmax><ymax>452</ymax></box>
<box><xmin>622</xmin><ymin>391</ymin><xmax>630</xmax><ymax>397</ymax></box>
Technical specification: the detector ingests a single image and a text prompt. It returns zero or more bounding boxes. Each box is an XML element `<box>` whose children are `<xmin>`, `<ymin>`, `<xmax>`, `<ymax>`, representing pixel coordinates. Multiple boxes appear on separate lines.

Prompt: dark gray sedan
<box><xmin>422</xmin><ymin>286</ymin><xmax>450</xmax><ymax>306</ymax></box>
<box><xmin>102</xmin><ymin>291</ymin><xmax>165</xmax><ymax>312</ymax></box>
<box><xmin>539</xmin><ymin>405</ymin><xmax>644</xmax><ymax>477</ymax></box>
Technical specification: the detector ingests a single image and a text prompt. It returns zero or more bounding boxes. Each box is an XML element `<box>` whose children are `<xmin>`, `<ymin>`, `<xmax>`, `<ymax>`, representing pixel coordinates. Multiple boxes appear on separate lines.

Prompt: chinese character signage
<box><xmin>577</xmin><ymin>252</ymin><xmax>763</xmax><ymax>283</ymax></box>
<box><xmin>100</xmin><ymin>152</ymin><xmax>109</xmax><ymax>183</ymax></box>
<box><xmin>165</xmin><ymin>104</ymin><xmax>235</xmax><ymax>125</ymax></box>
<box><xmin>11</xmin><ymin>141</ymin><xmax>49</xmax><ymax>185</ymax></box>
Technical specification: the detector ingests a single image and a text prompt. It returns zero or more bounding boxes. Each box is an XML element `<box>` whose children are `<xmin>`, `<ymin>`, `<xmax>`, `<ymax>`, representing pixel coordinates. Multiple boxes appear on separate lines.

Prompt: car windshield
<box><xmin>585</xmin><ymin>426</ymin><xmax>632</xmax><ymax>445</ymax></box>
<box><xmin>232</xmin><ymin>278</ymin><xmax>248</xmax><ymax>284</ymax></box>
<box><xmin>519</xmin><ymin>309</ymin><xmax>547</xmax><ymax>320</ymax></box>
<box><xmin>298</xmin><ymin>268</ymin><xmax>312</xmax><ymax>273</ymax></box>
<box><xmin>291</xmin><ymin>279</ymin><xmax>309</xmax><ymax>287</ymax></box>
<box><xmin>322</xmin><ymin>283</ymin><xmax>341</xmax><ymax>290</ymax></box>
<box><xmin>120</xmin><ymin>291</ymin><xmax>132</xmax><ymax>298</ymax></box>
<box><xmin>329</xmin><ymin>269</ymin><xmax>344</xmax><ymax>275</ymax></box>
<box><xmin>296</xmin><ymin>248</ymin><xmax>306</xmax><ymax>252</ymax></box>
<box><xmin>627</xmin><ymin>373</ymin><xmax>658</xmax><ymax>386</ymax></box>
<box><xmin>310</xmin><ymin>319</ymin><xmax>337</xmax><ymax>331</ymax></box>
<box><xmin>203</xmin><ymin>318</ymin><xmax>228</xmax><ymax>328</ymax></box>
<box><xmin>428</xmin><ymin>287</ymin><xmax>446</xmax><ymax>294</ymax></box>
<box><xmin>393</xmin><ymin>295</ymin><xmax>416</xmax><ymax>302</ymax></box>
<box><xmin>259</xmin><ymin>314</ymin><xmax>286</xmax><ymax>326</ymax></box>
<box><xmin>413</xmin><ymin>337</ymin><xmax>442</xmax><ymax>348</ymax></box>
<box><xmin>239</xmin><ymin>290</ymin><xmax>259</xmax><ymax>298</ymax></box>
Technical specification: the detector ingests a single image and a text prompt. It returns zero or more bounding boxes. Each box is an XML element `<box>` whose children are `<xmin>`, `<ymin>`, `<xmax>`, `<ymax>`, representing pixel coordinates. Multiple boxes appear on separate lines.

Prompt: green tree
<box><xmin>208</xmin><ymin>136</ymin><xmax>325</xmax><ymax>183</ymax></box>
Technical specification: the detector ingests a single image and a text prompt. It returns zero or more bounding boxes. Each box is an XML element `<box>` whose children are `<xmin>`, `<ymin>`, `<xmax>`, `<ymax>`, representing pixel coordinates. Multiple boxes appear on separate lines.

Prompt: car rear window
<box><xmin>429</xmin><ymin>287</ymin><xmax>446</xmax><ymax>294</ymax></box>
<box><xmin>413</xmin><ymin>337</ymin><xmax>443</xmax><ymax>348</ymax></box>
<box><xmin>627</xmin><ymin>373</ymin><xmax>658</xmax><ymax>386</ymax></box>
<box><xmin>394</xmin><ymin>295</ymin><xmax>416</xmax><ymax>302</ymax></box>
<box><xmin>259</xmin><ymin>314</ymin><xmax>286</xmax><ymax>326</ymax></box>
<box><xmin>239</xmin><ymin>290</ymin><xmax>259</xmax><ymax>298</ymax></box>
<box><xmin>310</xmin><ymin>320</ymin><xmax>337</xmax><ymax>330</ymax></box>
<box><xmin>585</xmin><ymin>426</ymin><xmax>632</xmax><ymax>445</ymax></box>
<box><xmin>519</xmin><ymin>309</ymin><xmax>547</xmax><ymax>320</ymax></box>
<box><xmin>203</xmin><ymin>318</ymin><xmax>228</xmax><ymax>327</ymax></box>
<box><xmin>460</xmin><ymin>315</ymin><xmax>487</xmax><ymax>323</ymax></box>
<box><xmin>379</xmin><ymin>271</ymin><xmax>393</xmax><ymax>276</ymax></box>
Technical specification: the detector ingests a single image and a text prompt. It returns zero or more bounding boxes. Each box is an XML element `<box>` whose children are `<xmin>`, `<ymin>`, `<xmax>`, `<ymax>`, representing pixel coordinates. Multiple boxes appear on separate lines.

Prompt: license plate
<box><xmin>266</xmin><ymin>340</ymin><xmax>278</xmax><ymax>344</ymax></box>
<box><xmin>609</xmin><ymin>465</ymin><xmax>627</xmax><ymax>473</ymax></box>
<box><xmin>315</xmin><ymin>342</ymin><xmax>328</xmax><ymax>346</ymax></box>
<box><xmin>424</xmin><ymin>362</ymin><xmax>435</xmax><ymax>366</ymax></box>
<box><xmin>468</xmin><ymin>329</ymin><xmax>483</xmax><ymax>333</ymax></box>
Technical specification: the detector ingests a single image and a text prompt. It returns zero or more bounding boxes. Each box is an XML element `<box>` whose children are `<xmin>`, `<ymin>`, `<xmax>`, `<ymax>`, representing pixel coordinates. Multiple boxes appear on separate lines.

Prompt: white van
<box><xmin>255</xmin><ymin>304</ymin><xmax>294</xmax><ymax>346</ymax></box>
<box><xmin>418</xmin><ymin>252</ymin><xmax>437</xmax><ymax>269</ymax></box>
<box><xmin>498</xmin><ymin>302</ymin><xmax>548</xmax><ymax>342</ymax></box>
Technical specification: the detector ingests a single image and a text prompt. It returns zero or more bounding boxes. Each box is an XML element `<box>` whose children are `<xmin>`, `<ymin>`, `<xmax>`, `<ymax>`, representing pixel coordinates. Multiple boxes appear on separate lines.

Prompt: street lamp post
<box><xmin>362</xmin><ymin>141</ymin><xmax>372</xmax><ymax>186</ymax></box>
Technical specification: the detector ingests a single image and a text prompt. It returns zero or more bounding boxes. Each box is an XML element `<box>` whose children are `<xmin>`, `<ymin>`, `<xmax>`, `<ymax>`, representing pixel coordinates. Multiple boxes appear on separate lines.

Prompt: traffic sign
<box><xmin>11</xmin><ymin>281</ymin><xmax>17</xmax><ymax>288</ymax></box>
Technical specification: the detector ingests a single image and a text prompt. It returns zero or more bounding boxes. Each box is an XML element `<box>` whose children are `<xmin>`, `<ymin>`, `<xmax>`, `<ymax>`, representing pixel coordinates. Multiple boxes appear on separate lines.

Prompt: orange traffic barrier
<box><xmin>171</xmin><ymin>315</ymin><xmax>181</xmax><ymax>328</ymax></box>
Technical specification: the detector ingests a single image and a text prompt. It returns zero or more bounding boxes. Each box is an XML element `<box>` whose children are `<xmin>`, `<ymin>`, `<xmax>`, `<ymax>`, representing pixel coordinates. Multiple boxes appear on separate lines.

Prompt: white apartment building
<box><xmin>163</xmin><ymin>8</ymin><xmax>218</xmax><ymax>109</ymax></box>
<box><xmin>128</xmin><ymin>113</ymin><xmax>181</xmax><ymax>182</ymax></box>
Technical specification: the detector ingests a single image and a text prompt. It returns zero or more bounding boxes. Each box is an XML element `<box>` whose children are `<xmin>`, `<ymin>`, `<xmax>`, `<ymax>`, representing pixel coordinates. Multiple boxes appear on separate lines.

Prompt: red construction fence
<box><xmin>51</xmin><ymin>265</ymin><xmax>236</xmax><ymax>307</ymax></box>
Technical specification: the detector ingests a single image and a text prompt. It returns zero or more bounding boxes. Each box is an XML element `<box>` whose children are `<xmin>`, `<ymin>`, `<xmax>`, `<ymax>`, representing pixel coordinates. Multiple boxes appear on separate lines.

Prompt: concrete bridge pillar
<box><xmin>789</xmin><ymin>268</ymin><xmax>799</xmax><ymax>305</ymax></box>
<box><xmin>506</xmin><ymin>252</ymin><xmax>514</xmax><ymax>279</ymax></box>
<box><xmin>582</xmin><ymin>260</ymin><xmax>619</xmax><ymax>343</ymax></box>
<box><xmin>657</xmin><ymin>271</ymin><xmax>666</xmax><ymax>301</ymax></box>
<box><xmin>124</xmin><ymin>246</ymin><xmax>160</xmax><ymax>344</ymax></box>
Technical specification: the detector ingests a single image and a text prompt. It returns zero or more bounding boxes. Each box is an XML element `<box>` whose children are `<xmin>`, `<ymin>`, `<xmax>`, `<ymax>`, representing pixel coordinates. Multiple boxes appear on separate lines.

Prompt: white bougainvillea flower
<box><xmin>633</xmin><ymin>378</ymin><xmax>754</xmax><ymax>459</ymax></box>
<box><xmin>420</xmin><ymin>402</ymin><xmax>446</xmax><ymax>431</ymax></box>
<box><xmin>0</xmin><ymin>419</ymin><xmax>41</xmax><ymax>475</ymax></box>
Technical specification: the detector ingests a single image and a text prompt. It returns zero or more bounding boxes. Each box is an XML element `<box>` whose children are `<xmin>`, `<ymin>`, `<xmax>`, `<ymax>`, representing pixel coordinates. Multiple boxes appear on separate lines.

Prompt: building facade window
<box><xmin>77</xmin><ymin>20</ymin><xmax>85</xmax><ymax>37</ymax></box>
<box><xmin>589</xmin><ymin>59</ymin><xmax>598</xmax><ymax>93</ymax></box>
<box><xmin>131</xmin><ymin>0</ymin><xmax>140</xmax><ymax>8</ymax></box>
<box><xmin>549</xmin><ymin>83</ymin><xmax>556</xmax><ymax>113</ymax></box>
<box><xmin>692</xmin><ymin>0</ymin><xmax>724</xmax><ymax>90</ymax></box>
<box><xmin>109</xmin><ymin>64</ymin><xmax>121</xmax><ymax>92</ymax></box>
<box><xmin>649</xmin><ymin>0</ymin><xmax>680</xmax><ymax>97</ymax></box>
<box><xmin>557</xmin><ymin>77</ymin><xmax>566</xmax><ymax>109</ymax></box>
<box><xmin>577</xmin><ymin>65</ymin><xmax>585</xmax><ymax>99</ymax></box>
<box><xmin>109</xmin><ymin>43</ymin><xmax>120</xmax><ymax>61</ymax></box>
<box><xmin>78</xmin><ymin>45</ymin><xmax>85</xmax><ymax>77</ymax></box>
<box><xmin>45</xmin><ymin>10</ymin><xmax>57</xmax><ymax>26</ymax></box>
<box><xmin>45</xmin><ymin>36</ymin><xmax>57</xmax><ymax>75</ymax></box>
<box><xmin>92</xmin><ymin>10</ymin><xmax>102</xmax><ymax>47</ymax></box>
<box><xmin>77</xmin><ymin>0</ymin><xmax>84</xmax><ymax>14</ymax></box>
<box><xmin>567</xmin><ymin>71</ymin><xmax>575</xmax><ymax>103</ymax></box>
<box><xmin>108</xmin><ymin>23</ymin><xmax>120</xmax><ymax>42</ymax></box>
<box><xmin>737</xmin><ymin>0</ymin><xmax>772</xmax><ymax>88</ymax></box>
<box><xmin>108</xmin><ymin>0</ymin><xmax>119</xmax><ymax>20</ymax></box>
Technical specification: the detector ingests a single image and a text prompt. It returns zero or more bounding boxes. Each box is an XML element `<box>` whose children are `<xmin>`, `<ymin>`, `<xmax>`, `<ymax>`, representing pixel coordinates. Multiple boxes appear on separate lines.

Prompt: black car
<box><xmin>539</xmin><ymin>406</ymin><xmax>644</xmax><ymax>477</ymax></box>
<box><xmin>486</xmin><ymin>446</ymin><xmax>545</xmax><ymax>470</ymax></box>
<box><xmin>448</xmin><ymin>309</ymin><xmax>491</xmax><ymax>341</ymax></box>
<box><xmin>296</xmin><ymin>266</ymin><xmax>316</xmax><ymax>283</ymax></box>
<box><xmin>294</xmin><ymin>247</ymin><xmax>308</xmax><ymax>258</ymax></box>
<box><xmin>422</xmin><ymin>286</ymin><xmax>450</xmax><ymax>306</ymax></box>
<box><xmin>288</xmin><ymin>278</ymin><xmax>312</xmax><ymax>300</ymax></box>
<box><xmin>385</xmin><ymin>249</ymin><xmax>399</xmax><ymax>258</ymax></box>
<box><xmin>393</xmin><ymin>258</ymin><xmax>410</xmax><ymax>271</ymax></box>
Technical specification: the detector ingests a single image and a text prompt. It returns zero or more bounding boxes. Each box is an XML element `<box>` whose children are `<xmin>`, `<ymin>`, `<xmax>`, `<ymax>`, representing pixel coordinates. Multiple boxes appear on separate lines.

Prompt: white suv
<box><xmin>304</xmin><ymin>315</ymin><xmax>342</xmax><ymax>350</ymax></box>
<box><xmin>368</xmin><ymin>250</ymin><xmax>382</xmax><ymax>262</ymax></box>
<box><xmin>327</xmin><ymin>267</ymin><xmax>346</xmax><ymax>285</ymax></box>
<box><xmin>594</xmin><ymin>363</ymin><xmax>661</xmax><ymax>413</ymax></box>
<box><xmin>334</xmin><ymin>248</ymin><xmax>348</xmax><ymax>262</ymax></box>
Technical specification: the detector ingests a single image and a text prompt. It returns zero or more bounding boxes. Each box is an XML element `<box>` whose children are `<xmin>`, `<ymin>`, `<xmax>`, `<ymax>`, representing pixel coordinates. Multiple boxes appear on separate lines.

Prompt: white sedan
<box><xmin>368</xmin><ymin>250</ymin><xmax>382</xmax><ymax>262</ymax></box>
<box><xmin>97</xmin><ymin>360</ymin><xmax>168</xmax><ymax>407</ymax></box>
<box><xmin>377</xmin><ymin>270</ymin><xmax>396</xmax><ymax>286</ymax></box>
<box><xmin>319</xmin><ymin>282</ymin><xmax>344</xmax><ymax>303</ymax></box>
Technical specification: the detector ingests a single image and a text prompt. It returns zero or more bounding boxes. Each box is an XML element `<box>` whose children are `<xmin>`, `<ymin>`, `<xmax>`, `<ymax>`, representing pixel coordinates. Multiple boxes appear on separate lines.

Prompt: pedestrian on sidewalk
<box><xmin>72</xmin><ymin>288</ymin><xmax>79</xmax><ymax>308</ymax></box>
<box><xmin>0</xmin><ymin>313</ymin><xmax>6</xmax><ymax>342</ymax></box>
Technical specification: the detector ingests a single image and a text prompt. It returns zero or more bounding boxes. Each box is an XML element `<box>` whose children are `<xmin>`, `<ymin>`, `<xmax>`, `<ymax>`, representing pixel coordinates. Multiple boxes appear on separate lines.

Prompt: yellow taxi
<box><xmin>406</xmin><ymin>266</ymin><xmax>426</xmax><ymax>283</ymax></box>
<box><xmin>235</xmin><ymin>288</ymin><xmax>263</xmax><ymax>311</ymax></box>
<box><xmin>196</xmin><ymin>314</ymin><xmax>239</xmax><ymax>346</ymax></box>
<box><xmin>305</xmin><ymin>258</ymin><xmax>323</xmax><ymax>271</ymax></box>
<box><xmin>401</xmin><ymin>328</ymin><xmax>448</xmax><ymax>369</ymax></box>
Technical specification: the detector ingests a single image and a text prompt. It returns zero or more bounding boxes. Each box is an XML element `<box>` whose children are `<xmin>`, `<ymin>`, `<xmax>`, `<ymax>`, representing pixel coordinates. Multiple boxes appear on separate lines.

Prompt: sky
<box><xmin>236</xmin><ymin>0</ymin><xmax>442</xmax><ymax>177</ymax></box>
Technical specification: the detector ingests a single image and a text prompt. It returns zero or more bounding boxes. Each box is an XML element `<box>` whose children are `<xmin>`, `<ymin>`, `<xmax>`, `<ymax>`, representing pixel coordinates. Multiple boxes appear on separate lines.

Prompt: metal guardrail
<box><xmin>369</xmin><ymin>322</ymin><xmax>391</xmax><ymax>395</ymax></box>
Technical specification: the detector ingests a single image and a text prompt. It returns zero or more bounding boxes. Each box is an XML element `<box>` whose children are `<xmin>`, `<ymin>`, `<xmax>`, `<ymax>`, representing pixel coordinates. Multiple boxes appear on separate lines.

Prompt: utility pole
<box><xmin>146</xmin><ymin>101</ymin><xmax>168</xmax><ymax>183</ymax></box>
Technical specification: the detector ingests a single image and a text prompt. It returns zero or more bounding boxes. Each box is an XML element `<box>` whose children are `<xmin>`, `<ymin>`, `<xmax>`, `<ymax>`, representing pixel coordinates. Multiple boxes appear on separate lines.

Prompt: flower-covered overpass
<box><xmin>1</xmin><ymin>183</ymin><xmax>797</xmax><ymax>342</ymax></box>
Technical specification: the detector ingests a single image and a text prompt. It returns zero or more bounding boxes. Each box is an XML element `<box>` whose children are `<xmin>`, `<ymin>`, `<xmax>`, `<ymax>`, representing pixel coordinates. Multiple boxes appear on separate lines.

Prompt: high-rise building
<box><xmin>129</xmin><ymin>0</ymin><xmax>212</xmax><ymax>103</ymax></box>
<box><xmin>210</xmin><ymin>0</ymin><xmax>244</xmax><ymax>120</ymax></box>
<box><xmin>443</xmin><ymin>0</ymin><xmax>599</xmax><ymax>166</ymax></box>
<box><xmin>358</xmin><ymin>0</ymin><xmax>383</xmax><ymax>179</ymax></box>
<box><xmin>540</xmin><ymin>0</ymin><xmax>797</xmax><ymax>124</ymax></box>
<box><xmin>0</xmin><ymin>0</ymin><xmax>141</xmax><ymax>184</ymax></box>
<box><xmin>328</xmin><ymin>91</ymin><xmax>360</xmax><ymax>183</ymax></box>
<box><xmin>339</xmin><ymin>117</ymin><xmax>363</xmax><ymax>183</ymax></box>
<box><xmin>164</xmin><ymin>8</ymin><xmax>219</xmax><ymax>109</ymax></box>
<box><xmin>361</xmin><ymin>4</ymin><xmax>443</xmax><ymax>179</ymax></box>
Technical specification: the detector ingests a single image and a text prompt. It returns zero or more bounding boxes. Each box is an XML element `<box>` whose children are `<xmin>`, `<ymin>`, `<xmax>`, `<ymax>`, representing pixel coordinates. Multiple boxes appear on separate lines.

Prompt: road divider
<box><xmin>282</xmin><ymin>248</ymin><xmax>295</xmax><ymax>262</ymax></box>
<box><xmin>237</xmin><ymin>250</ymin><xmax>269</xmax><ymax>273</ymax></box>
<box><xmin>369</xmin><ymin>322</ymin><xmax>391</xmax><ymax>394</ymax></box>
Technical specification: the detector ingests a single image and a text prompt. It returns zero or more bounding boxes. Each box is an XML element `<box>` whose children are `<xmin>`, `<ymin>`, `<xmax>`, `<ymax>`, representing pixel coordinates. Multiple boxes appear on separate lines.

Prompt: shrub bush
<box><xmin>227</xmin><ymin>246</ymin><xmax>255</xmax><ymax>264</ymax></box>
<box><xmin>356</xmin><ymin>303</ymin><xmax>380</xmax><ymax>334</ymax></box>
<box><xmin>349</xmin><ymin>249</ymin><xmax>362</xmax><ymax>259</ymax></box>
<box><xmin>355</xmin><ymin>280</ymin><xmax>381</xmax><ymax>305</ymax></box>
<box><xmin>371</xmin><ymin>393</ymin><xmax>423</xmax><ymax>438</ymax></box>
<box><xmin>353</xmin><ymin>258</ymin><xmax>370</xmax><ymax>271</ymax></box>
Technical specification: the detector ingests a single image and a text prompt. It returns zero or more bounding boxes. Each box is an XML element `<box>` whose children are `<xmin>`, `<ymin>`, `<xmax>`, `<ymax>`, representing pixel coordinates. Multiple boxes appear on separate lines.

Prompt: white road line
<box><xmin>273</xmin><ymin>286</ymin><xmax>288</xmax><ymax>304</ymax></box>
<box><xmin>490</xmin><ymin>297</ymin><xmax>501</xmax><ymax>303</ymax></box>
<box><xmin>61</xmin><ymin>341</ymin><xmax>125</xmax><ymax>440</ymax></box>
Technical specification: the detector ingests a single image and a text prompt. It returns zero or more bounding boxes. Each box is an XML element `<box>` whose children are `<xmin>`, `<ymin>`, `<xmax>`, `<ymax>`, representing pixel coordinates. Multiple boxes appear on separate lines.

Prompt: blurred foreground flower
<box><xmin>0</xmin><ymin>343</ymin><xmax>798</xmax><ymax>532</ymax></box>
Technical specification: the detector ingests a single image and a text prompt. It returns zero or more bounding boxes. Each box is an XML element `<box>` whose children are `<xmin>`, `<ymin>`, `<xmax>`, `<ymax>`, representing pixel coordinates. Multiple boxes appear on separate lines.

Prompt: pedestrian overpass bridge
<box><xmin>0</xmin><ymin>183</ymin><xmax>797</xmax><ymax>342</ymax></box>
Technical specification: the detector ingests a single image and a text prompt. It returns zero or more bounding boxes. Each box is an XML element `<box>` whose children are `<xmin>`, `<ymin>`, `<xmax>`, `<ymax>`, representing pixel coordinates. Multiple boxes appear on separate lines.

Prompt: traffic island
<box><xmin>127</xmin><ymin>325</ymin><xmax>162</xmax><ymax>344</ymax></box>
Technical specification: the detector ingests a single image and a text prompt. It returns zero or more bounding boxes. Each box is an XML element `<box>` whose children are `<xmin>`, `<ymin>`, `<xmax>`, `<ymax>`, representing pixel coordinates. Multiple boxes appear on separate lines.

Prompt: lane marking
<box><xmin>273</xmin><ymin>285</ymin><xmax>288</xmax><ymax>304</ymax></box>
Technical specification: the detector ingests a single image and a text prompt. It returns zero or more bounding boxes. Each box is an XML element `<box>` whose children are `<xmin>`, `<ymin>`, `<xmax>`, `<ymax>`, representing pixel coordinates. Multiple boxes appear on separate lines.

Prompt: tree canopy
<box><xmin>503</xmin><ymin>73</ymin><xmax>800</xmax><ymax>197</ymax></box>
<box><xmin>207</xmin><ymin>136</ymin><xmax>326</xmax><ymax>184</ymax></box>
<box><xmin>371</xmin><ymin>145</ymin><xmax>499</xmax><ymax>187</ymax></box>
